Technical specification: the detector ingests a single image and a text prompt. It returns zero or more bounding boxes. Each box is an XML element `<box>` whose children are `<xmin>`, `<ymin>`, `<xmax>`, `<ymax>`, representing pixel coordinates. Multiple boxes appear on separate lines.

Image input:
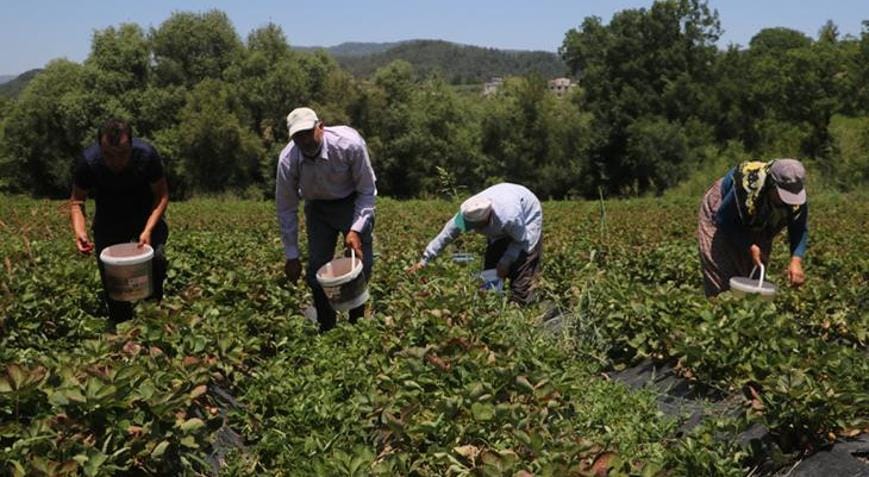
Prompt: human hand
<box><xmin>285</xmin><ymin>258</ymin><xmax>302</xmax><ymax>283</ymax></box>
<box><xmin>406</xmin><ymin>260</ymin><xmax>426</xmax><ymax>274</ymax></box>
<box><xmin>138</xmin><ymin>229</ymin><xmax>152</xmax><ymax>248</ymax></box>
<box><xmin>749</xmin><ymin>244</ymin><xmax>762</xmax><ymax>267</ymax></box>
<box><xmin>787</xmin><ymin>257</ymin><xmax>805</xmax><ymax>287</ymax></box>
<box><xmin>345</xmin><ymin>230</ymin><xmax>363</xmax><ymax>260</ymax></box>
<box><xmin>496</xmin><ymin>261</ymin><xmax>510</xmax><ymax>279</ymax></box>
<box><xmin>75</xmin><ymin>232</ymin><xmax>94</xmax><ymax>255</ymax></box>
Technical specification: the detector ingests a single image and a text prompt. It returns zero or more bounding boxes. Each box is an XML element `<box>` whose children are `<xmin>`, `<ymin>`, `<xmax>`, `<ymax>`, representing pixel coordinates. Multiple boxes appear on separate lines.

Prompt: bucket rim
<box><xmin>100</xmin><ymin>243</ymin><xmax>154</xmax><ymax>266</ymax></box>
<box><xmin>316</xmin><ymin>256</ymin><xmax>363</xmax><ymax>286</ymax></box>
<box><xmin>729</xmin><ymin>276</ymin><xmax>776</xmax><ymax>296</ymax></box>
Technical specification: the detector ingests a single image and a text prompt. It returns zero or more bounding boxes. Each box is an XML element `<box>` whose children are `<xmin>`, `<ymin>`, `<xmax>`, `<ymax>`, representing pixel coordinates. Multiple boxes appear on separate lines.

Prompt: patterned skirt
<box><xmin>697</xmin><ymin>179</ymin><xmax>773</xmax><ymax>297</ymax></box>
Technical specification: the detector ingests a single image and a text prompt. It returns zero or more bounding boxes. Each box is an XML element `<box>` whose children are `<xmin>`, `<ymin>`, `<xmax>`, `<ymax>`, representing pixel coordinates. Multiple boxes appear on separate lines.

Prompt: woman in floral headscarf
<box><xmin>697</xmin><ymin>159</ymin><xmax>809</xmax><ymax>297</ymax></box>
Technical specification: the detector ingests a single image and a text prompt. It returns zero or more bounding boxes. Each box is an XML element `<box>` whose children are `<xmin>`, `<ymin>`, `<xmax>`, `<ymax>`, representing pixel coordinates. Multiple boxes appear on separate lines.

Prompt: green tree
<box><xmin>733</xmin><ymin>24</ymin><xmax>859</xmax><ymax>158</ymax></box>
<box><xmin>391</xmin><ymin>76</ymin><xmax>483</xmax><ymax>197</ymax></box>
<box><xmin>480</xmin><ymin>77</ymin><xmax>592</xmax><ymax>198</ymax></box>
<box><xmin>857</xmin><ymin>21</ymin><xmax>869</xmax><ymax>113</ymax></box>
<box><xmin>354</xmin><ymin>61</ymin><xmax>416</xmax><ymax>196</ymax></box>
<box><xmin>227</xmin><ymin>24</ymin><xmax>308</xmax><ymax>142</ymax></box>
<box><xmin>0</xmin><ymin>60</ymin><xmax>93</xmax><ymax>197</ymax></box>
<box><xmin>150</xmin><ymin>10</ymin><xmax>243</xmax><ymax>88</ymax></box>
<box><xmin>174</xmin><ymin>79</ymin><xmax>264</xmax><ymax>193</ymax></box>
<box><xmin>86</xmin><ymin>23</ymin><xmax>151</xmax><ymax>95</ymax></box>
<box><xmin>748</xmin><ymin>27</ymin><xmax>811</xmax><ymax>53</ymax></box>
<box><xmin>709</xmin><ymin>46</ymin><xmax>760</xmax><ymax>148</ymax></box>
<box><xmin>560</xmin><ymin>0</ymin><xmax>720</xmax><ymax>195</ymax></box>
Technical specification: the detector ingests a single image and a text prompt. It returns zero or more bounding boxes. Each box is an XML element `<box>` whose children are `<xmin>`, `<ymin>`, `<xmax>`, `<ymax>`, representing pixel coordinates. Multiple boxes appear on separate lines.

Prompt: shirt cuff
<box><xmin>351</xmin><ymin>216</ymin><xmax>369</xmax><ymax>234</ymax></box>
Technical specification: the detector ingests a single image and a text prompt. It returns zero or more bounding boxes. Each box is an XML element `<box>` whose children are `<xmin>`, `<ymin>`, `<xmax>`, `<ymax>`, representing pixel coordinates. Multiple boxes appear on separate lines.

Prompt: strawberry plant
<box><xmin>1</xmin><ymin>192</ymin><xmax>865</xmax><ymax>475</ymax></box>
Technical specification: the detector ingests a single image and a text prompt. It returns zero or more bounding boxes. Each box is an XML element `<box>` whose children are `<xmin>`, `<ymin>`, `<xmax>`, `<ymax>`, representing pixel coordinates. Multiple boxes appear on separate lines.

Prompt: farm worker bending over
<box><xmin>698</xmin><ymin>158</ymin><xmax>809</xmax><ymax>297</ymax></box>
<box><xmin>276</xmin><ymin>107</ymin><xmax>377</xmax><ymax>333</ymax></box>
<box><xmin>409</xmin><ymin>183</ymin><xmax>543</xmax><ymax>305</ymax></box>
<box><xmin>69</xmin><ymin>118</ymin><xmax>170</xmax><ymax>323</ymax></box>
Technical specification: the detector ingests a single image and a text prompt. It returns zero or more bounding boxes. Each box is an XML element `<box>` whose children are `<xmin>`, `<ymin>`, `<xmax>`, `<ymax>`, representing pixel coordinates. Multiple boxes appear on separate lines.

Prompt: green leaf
<box><xmin>47</xmin><ymin>390</ymin><xmax>69</xmax><ymax>406</ymax></box>
<box><xmin>515</xmin><ymin>375</ymin><xmax>535</xmax><ymax>393</ymax></box>
<box><xmin>64</xmin><ymin>388</ymin><xmax>86</xmax><ymax>403</ymax></box>
<box><xmin>136</xmin><ymin>382</ymin><xmax>156</xmax><ymax>400</ymax></box>
<box><xmin>83</xmin><ymin>450</ymin><xmax>107</xmax><ymax>477</ymax></box>
<box><xmin>180</xmin><ymin>417</ymin><xmax>205</xmax><ymax>432</ymax></box>
<box><xmin>151</xmin><ymin>440</ymin><xmax>170</xmax><ymax>458</ymax></box>
<box><xmin>6</xmin><ymin>364</ymin><xmax>24</xmax><ymax>390</ymax></box>
<box><xmin>189</xmin><ymin>384</ymin><xmax>207</xmax><ymax>400</ymax></box>
<box><xmin>471</xmin><ymin>402</ymin><xmax>494</xmax><ymax>421</ymax></box>
<box><xmin>10</xmin><ymin>460</ymin><xmax>26</xmax><ymax>477</ymax></box>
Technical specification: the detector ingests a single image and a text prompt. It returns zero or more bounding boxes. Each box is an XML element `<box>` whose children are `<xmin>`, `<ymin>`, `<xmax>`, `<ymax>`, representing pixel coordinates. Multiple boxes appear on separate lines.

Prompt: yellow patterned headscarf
<box><xmin>736</xmin><ymin>161</ymin><xmax>770</xmax><ymax>218</ymax></box>
<box><xmin>733</xmin><ymin>160</ymin><xmax>804</xmax><ymax>230</ymax></box>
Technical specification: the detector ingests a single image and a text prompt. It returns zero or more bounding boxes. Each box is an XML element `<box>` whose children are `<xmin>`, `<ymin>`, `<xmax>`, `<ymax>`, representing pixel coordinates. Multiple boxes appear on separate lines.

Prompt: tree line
<box><xmin>334</xmin><ymin>40</ymin><xmax>567</xmax><ymax>84</ymax></box>
<box><xmin>0</xmin><ymin>1</ymin><xmax>866</xmax><ymax>200</ymax></box>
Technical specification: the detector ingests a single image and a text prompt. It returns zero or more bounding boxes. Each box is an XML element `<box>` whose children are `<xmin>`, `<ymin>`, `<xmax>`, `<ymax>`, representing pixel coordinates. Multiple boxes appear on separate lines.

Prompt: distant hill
<box><xmin>294</xmin><ymin>41</ymin><xmax>408</xmax><ymax>57</ymax></box>
<box><xmin>297</xmin><ymin>40</ymin><xmax>568</xmax><ymax>84</ymax></box>
<box><xmin>0</xmin><ymin>75</ymin><xmax>16</xmax><ymax>85</ymax></box>
<box><xmin>0</xmin><ymin>69</ymin><xmax>41</xmax><ymax>98</ymax></box>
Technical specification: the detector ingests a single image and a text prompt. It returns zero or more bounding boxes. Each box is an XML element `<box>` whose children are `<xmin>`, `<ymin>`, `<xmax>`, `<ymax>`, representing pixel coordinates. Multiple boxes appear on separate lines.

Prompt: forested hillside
<box><xmin>0</xmin><ymin>6</ymin><xmax>865</xmax><ymax>200</ymax></box>
<box><xmin>333</xmin><ymin>40</ymin><xmax>566</xmax><ymax>83</ymax></box>
<box><xmin>294</xmin><ymin>40</ymin><xmax>406</xmax><ymax>57</ymax></box>
<box><xmin>0</xmin><ymin>69</ymin><xmax>42</xmax><ymax>98</ymax></box>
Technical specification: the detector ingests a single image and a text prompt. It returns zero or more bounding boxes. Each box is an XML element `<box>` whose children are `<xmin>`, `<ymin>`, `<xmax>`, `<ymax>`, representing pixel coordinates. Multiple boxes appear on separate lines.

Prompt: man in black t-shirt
<box><xmin>70</xmin><ymin>119</ymin><xmax>170</xmax><ymax>323</ymax></box>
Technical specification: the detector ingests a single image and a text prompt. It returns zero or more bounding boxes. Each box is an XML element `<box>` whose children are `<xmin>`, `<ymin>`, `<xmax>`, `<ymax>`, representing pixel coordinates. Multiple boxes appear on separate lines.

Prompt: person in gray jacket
<box><xmin>409</xmin><ymin>183</ymin><xmax>543</xmax><ymax>305</ymax></box>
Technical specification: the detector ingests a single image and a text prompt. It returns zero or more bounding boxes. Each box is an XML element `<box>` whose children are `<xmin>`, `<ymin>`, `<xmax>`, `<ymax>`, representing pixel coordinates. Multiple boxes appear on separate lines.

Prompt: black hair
<box><xmin>98</xmin><ymin>118</ymin><xmax>133</xmax><ymax>146</ymax></box>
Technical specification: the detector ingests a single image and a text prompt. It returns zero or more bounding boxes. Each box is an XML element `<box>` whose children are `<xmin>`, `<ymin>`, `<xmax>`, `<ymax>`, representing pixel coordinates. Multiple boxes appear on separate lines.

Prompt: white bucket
<box><xmin>315</xmin><ymin>250</ymin><xmax>369</xmax><ymax>312</ymax></box>
<box><xmin>99</xmin><ymin>243</ymin><xmax>154</xmax><ymax>302</ymax></box>
<box><xmin>479</xmin><ymin>268</ymin><xmax>504</xmax><ymax>293</ymax></box>
<box><xmin>730</xmin><ymin>264</ymin><xmax>776</xmax><ymax>301</ymax></box>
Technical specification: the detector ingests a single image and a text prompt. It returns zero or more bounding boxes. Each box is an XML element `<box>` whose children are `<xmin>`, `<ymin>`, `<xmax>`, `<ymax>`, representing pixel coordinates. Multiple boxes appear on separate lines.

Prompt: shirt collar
<box><xmin>318</xmin><ymin>133</ymin><xmax>329</xmax><ymax>161</ymax></box>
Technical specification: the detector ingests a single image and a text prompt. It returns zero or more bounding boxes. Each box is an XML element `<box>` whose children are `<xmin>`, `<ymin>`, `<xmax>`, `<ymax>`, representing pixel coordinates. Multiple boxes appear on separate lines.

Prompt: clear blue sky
<box><xmin>1</xmin><ymin>0</ymin><xmax>867</xmax><ymax>75</ymax></box>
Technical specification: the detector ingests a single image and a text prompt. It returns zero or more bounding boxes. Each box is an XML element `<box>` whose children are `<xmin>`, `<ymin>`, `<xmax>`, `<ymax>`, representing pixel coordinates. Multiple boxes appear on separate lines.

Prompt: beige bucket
<box><xmin>315</xmin><ymin>250</ymin><xmax>368</xmax><ymax>312</ymax></box>
<box><xmin>99</xmin><ymin>243</ymin><xmax>154</xmax><ymax>302</ymax></box>
<box><xmin>729</xmin><ymin>264</ymin><xmax>776</xmax><ymax>301</ymax></box>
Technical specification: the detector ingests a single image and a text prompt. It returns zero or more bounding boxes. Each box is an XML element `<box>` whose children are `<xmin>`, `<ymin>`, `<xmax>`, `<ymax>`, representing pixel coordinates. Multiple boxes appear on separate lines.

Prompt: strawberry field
<box><xmin>1</xmin><ymin>194</ymin><xmax>866</xmax><ymax>476</ymax></box>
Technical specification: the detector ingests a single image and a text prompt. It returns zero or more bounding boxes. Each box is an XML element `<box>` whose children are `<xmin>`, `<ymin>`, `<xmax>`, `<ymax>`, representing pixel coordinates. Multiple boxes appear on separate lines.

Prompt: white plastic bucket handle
<box><xmin>350</xmin><ymin>248</ymin><xmax>357</xmax><ymax>270</ymax></box>
<box><xmin>749</xmin><ymin>263</ymin><xmax>766</xmax><ymax>290</ymax></box>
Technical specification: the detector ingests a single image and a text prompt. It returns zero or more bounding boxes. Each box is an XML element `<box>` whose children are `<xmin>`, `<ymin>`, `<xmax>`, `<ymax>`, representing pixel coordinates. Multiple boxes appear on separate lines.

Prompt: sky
<box><xmin>1</xmin><ymin>0</ymin><xmax>867</xmax><ymax>75</ymax></box>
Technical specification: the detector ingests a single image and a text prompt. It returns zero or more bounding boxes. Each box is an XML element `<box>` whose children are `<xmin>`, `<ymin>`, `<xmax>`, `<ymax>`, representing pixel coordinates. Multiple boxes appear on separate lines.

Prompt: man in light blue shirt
<box><xmin>276</xmin><ymin>107</ymin><xmax>377</xmax><ymax>331</ymax></box>
<box><xmin>410</xmin><ymin>183</ymin><xmax>543</xmax><ymax>305</ymax></box>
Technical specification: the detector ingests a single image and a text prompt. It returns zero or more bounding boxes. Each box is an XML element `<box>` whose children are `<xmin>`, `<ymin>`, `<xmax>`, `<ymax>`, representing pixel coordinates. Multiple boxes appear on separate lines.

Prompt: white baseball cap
<box><xmin>455</xmin><ymin>196</ymin><xmax>493</xmax><ymax>231</ymax></box>
<box><xmin>287</xmin><ymin>107</ymin><xmax>319</xmax><ymax>137</ymax></box>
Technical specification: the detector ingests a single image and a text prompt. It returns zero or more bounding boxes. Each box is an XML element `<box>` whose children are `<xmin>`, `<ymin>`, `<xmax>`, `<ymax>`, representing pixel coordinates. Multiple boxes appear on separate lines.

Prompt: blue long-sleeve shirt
<box><xmin>715</xmin><ymin>168</ymin><xmax>808</xmax><ymax>257</ymax></box>
<box><xmin>422</xmin><ymin>183</ymin><xmax>543</xmax><ymax>267</ymax></box>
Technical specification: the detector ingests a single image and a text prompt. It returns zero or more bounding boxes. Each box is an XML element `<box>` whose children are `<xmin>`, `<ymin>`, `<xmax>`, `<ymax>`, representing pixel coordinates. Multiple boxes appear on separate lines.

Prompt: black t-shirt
<box><xmin>73</xmin><ymin>138</ymin><xmax>165</xmax><ymax>234</ymax></box>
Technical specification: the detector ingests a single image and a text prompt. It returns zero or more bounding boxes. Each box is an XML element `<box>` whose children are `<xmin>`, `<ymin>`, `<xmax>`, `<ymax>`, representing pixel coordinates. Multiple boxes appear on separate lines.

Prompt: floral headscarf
<box><xmin>733</xmin><ymin>160</ymin><xmax>802</xmax><ymax>230</ymax></box>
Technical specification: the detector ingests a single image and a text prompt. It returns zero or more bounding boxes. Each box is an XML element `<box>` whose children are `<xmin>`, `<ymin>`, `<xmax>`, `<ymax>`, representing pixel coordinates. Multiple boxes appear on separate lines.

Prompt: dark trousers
<box><xmin>305</xmin><ymin>196</ymin><xmax>374</xmax><ymax>332</ymax></box>
<box><xmin>484</xmin><ymin>236</ymin><xmax>542</xmax><ymax>306</ymax></box>
<box><xmin>94</xmin><ymin>220</ymin><xmax>169</xmax><ymax>323</ymax></box>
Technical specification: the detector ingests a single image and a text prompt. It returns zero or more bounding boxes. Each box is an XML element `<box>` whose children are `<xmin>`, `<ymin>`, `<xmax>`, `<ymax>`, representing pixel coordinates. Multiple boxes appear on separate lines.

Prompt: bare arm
<box><xmin>138</xmin><ymin>177</ymin><xmax>169</xmax><ymax>247</ymax></box>
<box><xmin>70</xmin><ymin>185</ymin><xmax>94</xmax><ymax>254</ymax></box>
